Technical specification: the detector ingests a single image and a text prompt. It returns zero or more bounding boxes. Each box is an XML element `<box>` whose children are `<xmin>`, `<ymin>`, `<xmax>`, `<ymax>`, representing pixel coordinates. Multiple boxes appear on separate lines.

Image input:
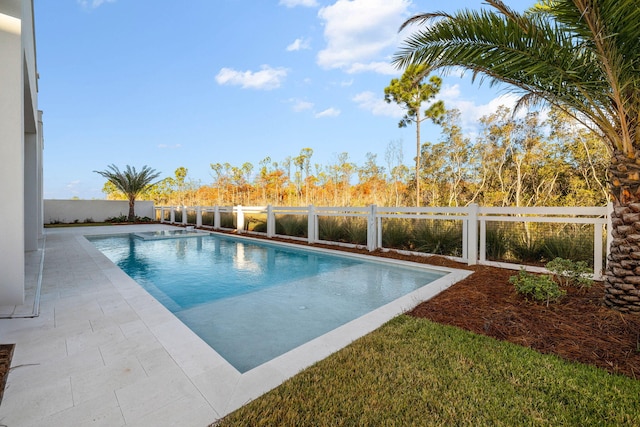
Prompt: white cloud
<box><xmin>158</xmin><ymin>143</ymin><xmax>182</xmax><ymax>149</ymax></box>
<box><xmin>286</xmin><ymin>38</ymin><xmax>311</xmax><ymax>52</ymax></box>
<box><xmin>317</xmin><ymin>0</ymin><xmax>410</xmax><ymax>73</ymax></box>
<box><xmin>66</xmin><ymin>180</ymin><xmax>81</xmax><ymax>194</ymax></box>
<box><xmin>439</xmin><ymin>84</ymin><xmax>462</xmax><ymax>100</ymax></box>
<box><xmin>346</xmin><ymin>61</ymin><xmax>399</xmax><ymax>75</ymax></box>
<box><xmin>291</xmin><ymin>99</ymin><xmax>314</xmax><ymax>112</ymax></box>
<box><xmin>439</xmin><ymin>84</ymin><xmax>520</xmax><ymax>128</ymax></box>
<box><xmin>353</xmin><ymin>85</ymin><xmax>523</xmax><ymax>125</ymax></box>
<box><xmin>352</xmin><ymin>91</ymin><xmax>402</xmax><ymax>117</ymax></box>
<box><xmin>315</xmin><ymin>107</ymin><xmax>341</xmax><ymax>118</ymax></box>
<box><xmin>279</xmin><ymin>0</ymin><xmax>319</xmax><ymax>7</ymax></box>
<box><xmin>77</xmin><ymin>0</ymin><xmax>116</xmax><ymax>9</ymax></box>
<box><xmin>215</xmin><ymin>65</ymin><xmax>288</xmax><ymax>90</ymax></box>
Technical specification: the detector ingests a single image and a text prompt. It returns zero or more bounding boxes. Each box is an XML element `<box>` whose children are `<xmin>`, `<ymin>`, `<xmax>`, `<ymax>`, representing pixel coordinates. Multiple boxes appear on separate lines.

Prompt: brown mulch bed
<box><xmin>364</xmin><ymin>248</ymin><xmax>640</xmax><ymax>380</ymax></box>
<box><xmin>409</xmin><ymin>260</ymin><xmax>640</xmax><ymax>379</ymax></box>
<box><xmin>0</xmin><ymin>344</ymin><xmax>14</xmax><ymax>405</ymax></box>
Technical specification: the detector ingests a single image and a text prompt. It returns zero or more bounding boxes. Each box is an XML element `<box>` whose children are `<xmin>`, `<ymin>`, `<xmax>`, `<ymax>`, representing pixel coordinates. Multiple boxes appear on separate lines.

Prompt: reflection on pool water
<box><xmin>88</xmin><ymin>233</ymin><xmax>447</xmax><ymax>373</ymax></box>
<box><xmin>133</xmin><ymin>229</ymin><xmax>207</xmax><ymax>240</ymax></box>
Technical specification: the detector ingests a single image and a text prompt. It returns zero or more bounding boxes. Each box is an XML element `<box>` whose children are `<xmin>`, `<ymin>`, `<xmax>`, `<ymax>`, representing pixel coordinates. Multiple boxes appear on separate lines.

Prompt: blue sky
<box><xmin>36</xmin><ymin>0</ymin><xmax>533</xmax><ymax>199</ymax></box>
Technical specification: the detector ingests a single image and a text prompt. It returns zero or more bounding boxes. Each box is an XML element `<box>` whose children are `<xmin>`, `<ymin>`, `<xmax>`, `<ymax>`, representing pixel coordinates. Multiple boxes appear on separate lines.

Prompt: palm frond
<box><xmin>94</xmin><ymin>164</ymin><xmax>161</xmax><ymax>198</ymax></box>
<box><xmin>393</xmin><ymin>0</ymin><xmax>640</xmax><ymax>153</ymax></box>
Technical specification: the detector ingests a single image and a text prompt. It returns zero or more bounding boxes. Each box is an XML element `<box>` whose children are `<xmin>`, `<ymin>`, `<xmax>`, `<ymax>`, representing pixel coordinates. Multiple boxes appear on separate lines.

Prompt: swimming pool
<box><xmin>88</xmin><ymin>232</ymin><xmax>447</xmax><ymax>372</ymax></box>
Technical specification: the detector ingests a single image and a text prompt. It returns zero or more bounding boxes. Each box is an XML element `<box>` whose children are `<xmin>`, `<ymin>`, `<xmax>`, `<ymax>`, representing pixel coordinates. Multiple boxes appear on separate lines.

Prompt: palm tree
<box><xmin>94</xmin><ymin>164</ymin><xmax>161</xmax><ymax>222</ymax></box>
<box><xmin>393</xmin><ymin>0</ymin><xmax>640</xmax><ymax>313</ymax></box>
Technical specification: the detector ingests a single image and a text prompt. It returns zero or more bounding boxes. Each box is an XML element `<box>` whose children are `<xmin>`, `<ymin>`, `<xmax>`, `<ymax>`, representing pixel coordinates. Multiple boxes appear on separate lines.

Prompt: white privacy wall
<box><xmin>0</xmin><ymin>0</ymin><xmax>42</xmax><ymax>305</ymax></box>
<box><xmin>44</xmin><ymin>200</ymin><xmax>155</xmax><ymax>224</ymax></box>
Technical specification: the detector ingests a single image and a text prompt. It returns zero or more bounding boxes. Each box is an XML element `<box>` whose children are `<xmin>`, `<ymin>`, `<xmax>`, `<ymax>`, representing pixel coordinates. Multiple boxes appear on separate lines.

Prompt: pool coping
<box><xmin>0</xmin><ymin>224</ymin><xmax>472</xmax><ymax>425</ymax></box>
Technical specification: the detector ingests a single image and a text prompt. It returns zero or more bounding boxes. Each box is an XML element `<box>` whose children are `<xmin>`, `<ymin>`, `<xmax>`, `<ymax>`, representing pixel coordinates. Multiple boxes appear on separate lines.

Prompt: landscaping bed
<box><xmin>408</xmin><ymin>259</ymin><xmax>640</xmax><ymax>379</ymax></box>
<box><xmin>0</xmin><ymin>344</ymin><xmax>14</xmax><ymax>405</ymax></box>
<box><xmin>241</xmin><ymin>234</ymin><xmax>640</xmax><ymax>380</ymax></box>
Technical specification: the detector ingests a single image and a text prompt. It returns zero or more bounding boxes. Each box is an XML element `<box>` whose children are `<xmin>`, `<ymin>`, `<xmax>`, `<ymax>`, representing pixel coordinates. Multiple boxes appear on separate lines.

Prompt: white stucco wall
<box><xmin>44</xmin><ymin>200</ymin><xmax>155</xmax><ymax>224</ymax></box>
<box><xmin>0</xmin><ymin>1</ymin><xmax>27</xmax><ymax>304</ymax></box>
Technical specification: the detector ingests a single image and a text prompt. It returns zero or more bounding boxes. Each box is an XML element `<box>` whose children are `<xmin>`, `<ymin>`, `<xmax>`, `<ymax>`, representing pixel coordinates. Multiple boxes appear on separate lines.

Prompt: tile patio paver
<box><xmin>0</xmin><ymin>224</ymin><xmax>471</xmax><ymax>426</ymax></box>
<box><xmin>0</xmin><ymin>225</ymin><xmax>222</xmax><ymax>427</ymax></box>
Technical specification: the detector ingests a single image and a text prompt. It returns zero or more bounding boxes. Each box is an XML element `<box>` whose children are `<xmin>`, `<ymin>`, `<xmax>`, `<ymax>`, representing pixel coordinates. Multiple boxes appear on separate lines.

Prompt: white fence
<box><xmin>155</xmin><ymin>204</ymin><xmax>611</xmax><ymax>279</ymax></box>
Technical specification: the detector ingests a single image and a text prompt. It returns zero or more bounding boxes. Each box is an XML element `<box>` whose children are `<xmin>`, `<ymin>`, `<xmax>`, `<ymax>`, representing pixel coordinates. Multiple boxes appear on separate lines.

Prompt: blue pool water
<box><xmin>88</xmin><ymin>232</ymin><xmax>446</xmax><ymax>372</ymax></box>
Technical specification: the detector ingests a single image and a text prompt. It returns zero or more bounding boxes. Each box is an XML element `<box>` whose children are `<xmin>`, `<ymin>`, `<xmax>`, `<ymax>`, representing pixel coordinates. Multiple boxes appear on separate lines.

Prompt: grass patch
<box><xmin>216</xmin><ymin>316</ymin><xmax>640</xmax><ymax>426</ymax></box>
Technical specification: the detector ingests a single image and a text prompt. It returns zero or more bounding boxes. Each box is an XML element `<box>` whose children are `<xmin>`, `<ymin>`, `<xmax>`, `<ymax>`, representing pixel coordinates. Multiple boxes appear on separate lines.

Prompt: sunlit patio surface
<box><xmin>0</xmin><ymin>224</ymin><xmax>469</xmax><ymax>426</ymax></box>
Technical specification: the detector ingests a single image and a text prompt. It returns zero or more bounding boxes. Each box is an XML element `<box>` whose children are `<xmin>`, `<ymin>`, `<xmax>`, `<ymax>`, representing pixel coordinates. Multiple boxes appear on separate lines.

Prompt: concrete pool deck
<box><xmin>0</xmin><ymin>224</ymin><xmax>472</xmax><ymax>426</ymax></box>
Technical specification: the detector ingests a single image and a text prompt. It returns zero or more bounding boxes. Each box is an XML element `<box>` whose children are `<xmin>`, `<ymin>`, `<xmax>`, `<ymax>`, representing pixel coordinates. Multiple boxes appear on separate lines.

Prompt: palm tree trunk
<box><xmin>128</xmin><ymin>196</ymin><xmax>136</xmax><ymax>222</ymax></box>
<box><xmin>605</xmin><ymin>151</ymin><xmax>640</xmax><ymax>313</ymax></box>
<box><xmin>415</xmin><ymin>111</ymin><xmax>421</xmax><ymax>207</ymax></box>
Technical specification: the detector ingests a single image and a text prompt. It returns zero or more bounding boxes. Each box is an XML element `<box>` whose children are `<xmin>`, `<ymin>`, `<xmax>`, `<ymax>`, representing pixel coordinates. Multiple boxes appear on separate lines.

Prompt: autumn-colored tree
<box><xmin>355</xmin><ymin>153</ymin><xmax>386</xmax><ymax>205</ymax></box>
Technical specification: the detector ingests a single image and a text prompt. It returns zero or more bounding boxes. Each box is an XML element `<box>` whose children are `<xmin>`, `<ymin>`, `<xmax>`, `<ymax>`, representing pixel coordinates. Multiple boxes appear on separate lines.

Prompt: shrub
<box><xmin>318</xmin><ymin>217</ymin><xmax>347</xmax><ymax>242</ymax></box>
<box><xmin>201</xmin><ymin>211</ymin><xmax>214</xmax><ymax>226</ymax></box>
<box><xmin>251</xmin><ymin>220</ymin><xmax>268</xmax><ymax>233</ymax></box>
<box><xmin>413</xmin><ymin>220</ymin><xmax>462</xmax><ymax>257</ymax></box>
<box><xmin>219</xmin><ymin>212</ymin><xmax>235</xmax><ymax>228</ymax></box>
<box><xmin>381</xmin><ymin>218</ymin><xmax>413</xmax><ymax>250</ymax></box>
<box><xmin>485</xmin><ymin>224</ymin><xmax>509</xmax><ymax>261</ymax></box>
<box><xmin>509</xmin><ymin>269</ymin><xmax>566</xmax><ymax>306</ymax></box>
<box><xmin>510</xmin><ymin>235</ymin><xmax>545</xmax><ymax>263</ymax></box>
<box><xmin>542</xmin><ymin>224</ymin><xmax>594</xmax><ymax>265</ymax></box>
<box><xmin>244</xmin><ymin>214</ymin><xmax>267</xmax><ymax>232</ymax></box>
<box><xmin>343</xmin><ymin>217</ymin><xmax>367</xmax><ymax>245</ymax></box>
<box><xmin>105</xmin><ymin>214</ymin><xmax>128</xmax><ymax>223</ymax></box>
<box><xmin>276</xmin><ymin>215</ymin><xmax>307</xmax><ymax>238</ymax></box>
<box><xmin>545</xmin><ymin>257</ymin><xmax>594</xmax><ymax>290</ymax></box>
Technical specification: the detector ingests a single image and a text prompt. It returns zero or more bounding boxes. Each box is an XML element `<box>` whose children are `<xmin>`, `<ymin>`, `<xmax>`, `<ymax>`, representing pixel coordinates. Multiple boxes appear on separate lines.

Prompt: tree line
<box><xmin>102</xmin><ymin>105</ymin><xmax>608</xmax><ymax>209</ymax></box>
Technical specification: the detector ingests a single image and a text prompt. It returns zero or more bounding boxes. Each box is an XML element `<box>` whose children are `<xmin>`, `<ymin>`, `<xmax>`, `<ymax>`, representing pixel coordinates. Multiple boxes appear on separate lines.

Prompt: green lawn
<box><xmin>216</xmin><ymin>315</ymin><xmax>640</xmax><ymax>426</ymax></box>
